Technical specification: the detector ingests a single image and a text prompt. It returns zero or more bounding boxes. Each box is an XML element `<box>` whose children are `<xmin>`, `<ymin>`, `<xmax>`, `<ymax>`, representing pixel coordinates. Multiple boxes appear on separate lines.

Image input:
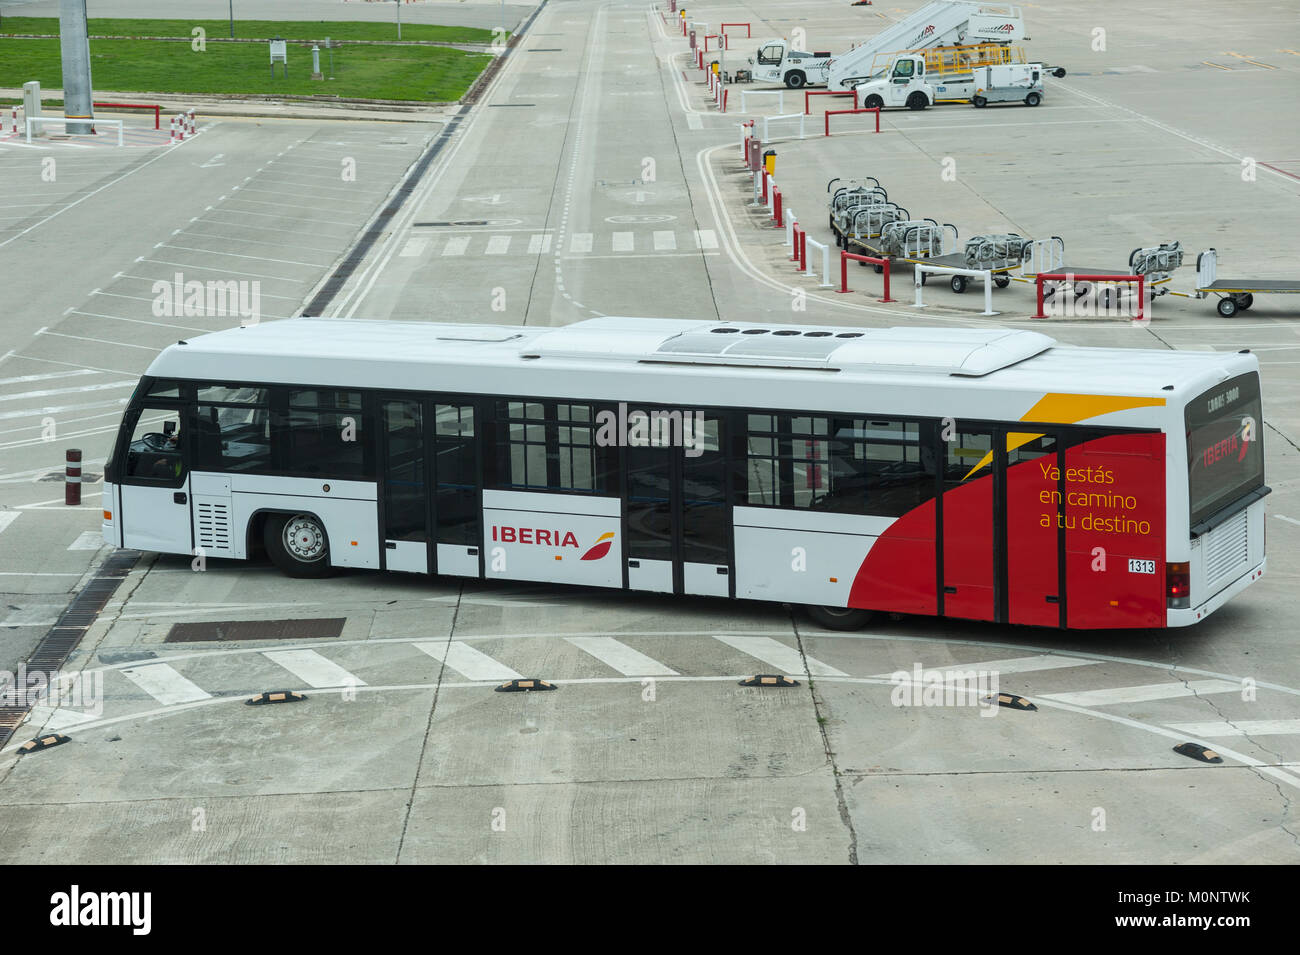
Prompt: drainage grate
<box><xmin>0</xmin><ymin>549</ymin><xmax>141</xmax><ymax>750</ymax></box>
<box><xmin>165</xmin><ymin>618</ymin><xmax>347</xmax><ymax>643</ymax></box>
<box><xmin>413</xmin><ymin>220</ymin><xmax>488</xmax><ymax>227</ymax></box>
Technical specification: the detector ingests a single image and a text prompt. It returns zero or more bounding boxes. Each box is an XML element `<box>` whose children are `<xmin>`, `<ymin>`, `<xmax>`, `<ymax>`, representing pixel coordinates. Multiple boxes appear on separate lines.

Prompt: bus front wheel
<box><xmin>265</xmin><ymin>512</ymin><xmax>333</xmax><ymax>578</ymax></box>
<box><xmin>804</xmin><ymin>605</ymin><xmax>876</xmax><ymax>631</ymax></box>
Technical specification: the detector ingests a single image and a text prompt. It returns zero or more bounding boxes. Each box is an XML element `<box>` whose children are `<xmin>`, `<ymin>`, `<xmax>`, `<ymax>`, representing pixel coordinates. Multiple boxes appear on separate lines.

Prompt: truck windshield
<box><xmin>1186</xmin><ymin>372</ymin><xmax>1264</xmax><ymax>526</ymax></box>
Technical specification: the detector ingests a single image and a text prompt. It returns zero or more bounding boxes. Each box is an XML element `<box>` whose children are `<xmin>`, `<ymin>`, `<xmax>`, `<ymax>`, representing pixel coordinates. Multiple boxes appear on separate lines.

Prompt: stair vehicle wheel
<box><xmin>1217</xmin><ymin>297</ymin><xmax>1239</xmax><ymax>317</ymax></box>
<box><xmin>950</xmin><ymin>275</ymin><xmax>967</xmax><ymax>293</ymax></box>
<box><xmin>973</xmin><ymin>95</ymin><xmax>987</xmax><ymax>108</ymax></box>
<box><xmin>805</xmin><ymin>604</ymin><xmax>876</xmax><ymax>631</ymax></box>
<box><xmin>265</xmin><ymin>513</ymin><xmax>333</xmax><ymax>579</ymax></box>
<box><xmin>994</xmin><ymin>275</ymin><xmax>1011</xmax><ymax>289</ymax></box>
<box><xmin>906</xmin><ymin>91</ymin><xmax>928</xmax><ymax>110</ymax></box>
<box><xmin>1025</xmin><ymin>92</ymin><xmax>1042</xmax><ymax>106</ymax></box>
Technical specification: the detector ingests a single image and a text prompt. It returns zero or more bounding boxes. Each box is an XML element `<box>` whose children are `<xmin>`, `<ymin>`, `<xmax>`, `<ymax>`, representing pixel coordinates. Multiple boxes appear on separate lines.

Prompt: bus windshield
<box><xmin>1186</xmin><ymin>372</ymin><xmax>1263</xmax><ymax>526</ymax></box>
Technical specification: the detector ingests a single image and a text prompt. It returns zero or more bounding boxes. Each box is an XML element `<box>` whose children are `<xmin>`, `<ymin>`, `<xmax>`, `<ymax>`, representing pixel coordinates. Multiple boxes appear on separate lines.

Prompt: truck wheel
<box><xmin>1238</xmin><ymin>293</ymin><xmax>1254</xmax><ymax>310</ymax></box>
<box><xmin>785</xmin><ymin>71</ymin><xmax>806</xmax><ymax>89</ymax></box>
<box><xmin>1025</xmin><ymin>92</ymin><xmax>1042</xmax><ymax>107</ymax></box>
<box><xmin>804</xmin><ymin>604</ymin><xmax>876</xmax><ymax>631</ymax></box>
<box><xmin>874</xmin><ymin>263</ymin><xmax>883</xmax><ymax>274</ymax></box>
<box><xmin>264</xmin><ymin>512</ymin><xmax>333</xmax><ymax>578</ymax></box>
<box><xmin>1052</xmin><ymin>67</ymin><xmax>1067</xmax><ymax>78</ymax></box>
<box><xmin>950</xmin><ymin>275</ymin><xmax>967</xmax><ymax>293</ymax></box>
<box><xmin>1217</xmin><ymin>297</ymin><xmax>1238</xmax><ymax>317</ymax></box>
<box><xmin>863</xmin><ymin>94</ymin><xmax>884</xmax><ymax>109</ymax></box>
<box><xmin>973</xmin><ymin>95</ymin><xmax>988</xmax><ymax>108</ymax></box>
<box><xmin>994</xmin><ymin>275</ymin><xmax>1011</xmax><ymax>289</ymax></box>
<box><xmin>906</xmin><ymin>92</ymin><xmax>928</xmax><ymax>110</ymax></box>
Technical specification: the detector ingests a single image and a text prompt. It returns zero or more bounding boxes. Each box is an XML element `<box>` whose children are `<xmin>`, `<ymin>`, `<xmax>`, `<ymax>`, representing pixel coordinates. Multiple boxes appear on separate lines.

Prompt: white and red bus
<box><xmin>102</xmin><ymin>317</ymin><xmax>1267</xmax><ymax>630</ymax></box>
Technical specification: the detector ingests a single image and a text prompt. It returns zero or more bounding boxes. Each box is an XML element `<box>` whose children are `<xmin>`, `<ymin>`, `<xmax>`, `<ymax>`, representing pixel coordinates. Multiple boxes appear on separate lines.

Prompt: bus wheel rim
<box><xmin>284</xmin><ymin>516</ymin><xmax>326</xmax><ymax>561</ymax></box>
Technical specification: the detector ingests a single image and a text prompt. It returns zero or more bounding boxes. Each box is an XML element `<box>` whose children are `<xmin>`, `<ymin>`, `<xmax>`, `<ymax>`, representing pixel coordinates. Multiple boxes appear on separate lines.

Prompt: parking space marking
<box><xmin>67</xmin><ymin>531</ymin><xmax>103</xmax><ymax>551</ymax></box>
<box><xmin>1040</xmin><ymin>680</ymin><xmax>1242</xmax><ymax>706</ymax></box>
<box><xmin>564</xmin><ymin>636</ymin><xmax>680</xmax><ymax>676</ymax></box>
<box><xmin>694</xmin><ymin>229</ymin><xmax>718</xmax><ymax>249</ymax></box>
<box><xmin>713</xmin><ymin>635</ymin><xmax>848</xmax><ymax>677</ymax></box>
<box><xmin>612</xmin><ymin>231</ymin><xmax>634</xmax><ymax>251</ymax></box>
<box><xmin>0</xmin><ymin>513</ymin><xmax>20</xmax><ymax>536</ymax></box>
<box><xmin>528</xmin><ymin>233</ymin><xmax>553</xmax><ymax>254</ymax></box>
<box><xmin>652</xmin><ymin>230</ymin><xmax>677</xmax><ymax>251</ymax></box>
<box><xmin>119</xmin><ymin>664</ymin><xmax>213</xmax><ymax>706</ymax></box>
<box><xmin>570</xmin><ymin>233</ymin><xmax>593</xmax><ymax>253</ymax></box>
<box><xmin>414</xmin><ymin>641</ymin><xmax>522</xmax><ymax>681</ymax></box>
<box><xmin>1164</xmin><ymin>719</ymin><xmax>1300</xmax><ymax>738</ymax></box>
<box><xmin>263</xmin><ymin>649</ymin><xmax>366</xmax><ymax>688</ymax></box>
<box><xmin>870</xmin><ymin>654</ymin><xmax>1105</xmax><ymax>678</ymax></box>
<box><xmin>399</xmin><ymin>238</ymin><xmax>429</xmax><ymax>257</ymax></box>
<box><xmin>442</xmin><ymin>236</ymin><xmax>470</xmax><ymax>256</ymax></box>
<box><xmin>486</xmin><ymin>235</ymin><xmax>512</xmax><ymax>254</ymax></box>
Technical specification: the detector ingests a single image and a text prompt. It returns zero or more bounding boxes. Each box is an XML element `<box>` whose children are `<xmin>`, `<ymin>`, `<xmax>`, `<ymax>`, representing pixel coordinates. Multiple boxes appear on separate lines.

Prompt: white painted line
<box><xmin>527</xmin><ymin>233</ymin><xmax>553</xmax><ymax>254</ymax></box>
<box><xmin>119</xmin><ymin>663</ymin><xmax>213</xmax><ymax>705</ymax></box>
<box><xmin>1164</xmin><ymin>719</ymin><xmax>1300</xmax><ymax>738</ymax></box>
<box><xmin>414</xmin><ymin>641</ymin><xmax>521</xmax><ymax>681</ymax></box>
<box><xmin>694</xmin><ymin>229</ymin><xmax>719</xmax><ymax>249</ymax></box>
<box><xmin>0</xmin><ymin>512</ymin><xmax>19</xmax><ymax>536</ymax></box>
<box><xmin>0</xmin><ymin>369</ymin><xmax>98</xmax><ymax>387</ymax></box>
<box><xmin>1039</xmin><ymin>679</ymin><xmax>1242</xmax><ymax>706</ymax></box>
<box><xmin>1274</xmin><ymin>514</ymin><xmax>1300</xmax><ymax>527</ymax></box>
<box><xmin>27</xmin><ymin>703</ymin><xmax>98</xmax><ymax>730</ymax></box>
<box><xmin>441</xmin><ymin>235</ymin><xmax>470</xmax><ymax>256</ymax></box>
<box><xmin>485</xmin><ymin>235</ymin><xmax>511</xmax><ymax>255</ymax></box>
<box><xmin>399</xmin><ymin>237</ymin><xmax>428</xmax><ymax>257</ymax></box>
<box><xmin>0</xmin><ymin>380</ymin><xmax>135</xmax><ymax>403</ymax></box>
<box><xmin>871</xmin><ymin>654</ymin><xmax>1104</xmax><ymax>679</ymax></box>
<box><xmin>569</xmin><ymin>233</ymin><xmax>593</xmax><ymax>253</ymax></box>
<box><xmin>652</xmin><ymin>230</ymin><xmax>677</xmax><ymax>251</ymax></box>
<box><xmin>713</xmin><ymin>635</ymin><xmax>847</xmax><ymax>677</ymax></box>
<box><xmin>612</xmin><ymin>231</ymin><xmax>635</xmax><ymax>252</ymax></box>
<box><xmin>564</xmin><ymin>636</ymin><xmax>679</xmax><ymax>676</ymax></box>
<box><xmin>263</xmin><ymin>649</ymin><xmax>366</xmax><ymax>688</ymax></box>
<box><xmin>67</xmin><ymin>530</ymin><xmax>102</xmax><ymax>551</ymax></box>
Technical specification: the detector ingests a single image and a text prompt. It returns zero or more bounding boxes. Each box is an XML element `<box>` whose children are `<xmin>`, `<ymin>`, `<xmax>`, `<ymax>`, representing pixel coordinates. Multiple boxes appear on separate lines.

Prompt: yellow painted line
<box><xmin>1202</xmin><ymin>60</ymin><xmax>1233</xmax><ymax>70</ymax></box>
<box><xmin>1280</xmin><ymin>49</ymin><xmax>1300</xmax><ymax>55</ymax></box>
<box><xmin>1244</xmin><ymin>59</ymin><xmax>1277</xmax><ymax>70</ymax></box>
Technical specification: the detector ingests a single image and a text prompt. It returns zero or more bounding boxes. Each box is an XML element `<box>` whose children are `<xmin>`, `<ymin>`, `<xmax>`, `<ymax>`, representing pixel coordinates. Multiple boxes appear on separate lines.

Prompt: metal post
<box><xmin>57</xmin><ymin>0</ymin><xmax>94</xmax><ymax>135</ymax></box>
<box><xmin>396</xmin><ymin>0</ymin><xmax>402</xmax><ymax>40</ymax></box>
<box><xmin>229</xmin><ymin>0</ymin><xmax>234</xmax><ymax>38</ymax></box>
<box><xmin>65</xmin><ymin>449</ymin><xmax>82</xmax><ymax>505</ymax></box>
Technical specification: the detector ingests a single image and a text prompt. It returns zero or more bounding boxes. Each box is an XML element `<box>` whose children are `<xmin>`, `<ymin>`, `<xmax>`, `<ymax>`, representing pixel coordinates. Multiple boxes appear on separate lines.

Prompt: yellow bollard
<box><xmin>763</xmin><ymin>150</ymin><xmax>776</xmax><ymax>176</ymax></box>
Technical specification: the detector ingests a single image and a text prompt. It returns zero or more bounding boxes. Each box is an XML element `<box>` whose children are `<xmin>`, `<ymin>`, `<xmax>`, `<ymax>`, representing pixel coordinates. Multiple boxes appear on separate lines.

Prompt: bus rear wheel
<box><xmin>265</xmin><ymin>512</ymin><xmax>333</xmax><ymax>578</ymax></box>
<box><xmin>804</xmin><ymin>605</ymin><xmax>876</xmax><ymax>631</ymax></box>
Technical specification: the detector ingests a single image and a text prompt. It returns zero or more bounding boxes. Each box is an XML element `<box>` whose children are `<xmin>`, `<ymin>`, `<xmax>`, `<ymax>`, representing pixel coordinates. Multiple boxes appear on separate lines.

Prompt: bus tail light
<box><xmin>1166</xmin><ymin>562</ymin><xmax>1190</xmax><ymax>609</ymax></box>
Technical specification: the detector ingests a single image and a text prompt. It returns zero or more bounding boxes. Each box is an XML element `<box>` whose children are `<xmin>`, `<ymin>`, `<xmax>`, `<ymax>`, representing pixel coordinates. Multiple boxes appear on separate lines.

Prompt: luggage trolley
<box><xmin>1192</xmin><ymin>248</ymin><xmax>1300</xmax><ymax>317</ymax></box>
<box><xmin>843</xmin><ymin>219</ymin><xmax>961</xmax><ymax>274</ymax></box>
<box><xmin>916</xmin><ymin>233</ymin><xmax>1032</xmax><ymax>293</ymax></box>
<box><xmin>1027</xmin><ymin>239</ymin><xmax>1183</xmax><ymax>310</ymax></box>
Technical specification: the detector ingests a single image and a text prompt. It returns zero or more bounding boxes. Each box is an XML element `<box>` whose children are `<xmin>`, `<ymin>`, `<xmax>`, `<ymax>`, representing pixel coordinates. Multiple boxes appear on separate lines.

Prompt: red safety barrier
<box><xmin>1033</xmin><ymin>273</ymin><xmax>1144</xmax><ymax>320</ymax></box>
<box><xmin>94</xmin><ymin>101</ymin><xmax>161</xmax><ymax>129</ymax></box>
<box><xmin>791</xmin><ymin>222</ymin><xmax>802</xmax><ymax>263</ymax></box>
<box><xmin>704</xmin><ymin>33</ymin><xmax>728</xmax><ymax>52</ymax></box>
<box><xmin>761</xmin><ymin>171</ymin><xmax>769</xmax><ymax>202</ymax></box>
<box><xmin>804</xmin><ymin>89</ymin><xmax>858</xmax><ymax>115</ymax></box>
<box><xmin>837</xmin><ymin>252</ymin><xmax>895</xmax><ymax>302</ymax></box>
<box><xmin>825</xmin><ymin>107</ymin><xmax>881</xmax><ymax>136</ymax></box>
<box><xmin>773</xmin><ymin>188</ymin><xmax>783</xmax><ymax>228</ymax></box>
<box><xmin>721</xmin><ymin>88</ymin><xmax>728</xmax><ymax>113</ymax></box>
<box><xmin>65</xmin><ymin>448</ymin><xmax>82</xmax><ymax>505</ymax></box>
<box><xmin>721</xmin><ymin>22</ymin><xmax>752</xmax><ymax>37</ymax></box>
<box><xmin>798</xmin><ymin>229</ymin><xmax>808</xmax><ymax>272</ymax></box>
<box><xmin>697</xmin><ymin>49</ymin><xmax>704</xmax><ymax>70</ymax></box>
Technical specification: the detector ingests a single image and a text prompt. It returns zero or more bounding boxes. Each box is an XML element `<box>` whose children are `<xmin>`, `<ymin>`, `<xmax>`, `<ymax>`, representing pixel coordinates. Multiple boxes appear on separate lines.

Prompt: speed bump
<box><xmin>17</xmin><ymin>734</ymin><xmax>70</xmax><ymax>753</ymax></box>
<box><xmin>739</xmin><ymin>675</ymin><xmax>800</xmax><ymax>687</ymax></box>
<box><xmin>1173</xmin><ymin>742</ymin><xmax>1223</xmax><ymax>764</ymax></box>
<box><xmin>494</xmin><ymin>679</ymin><xmax>556</xmax><ymax>693</ymax></box>
<box><xmin>245</xmin><ymin>690</ymin><xmax>308</xmax><ymax>706</ymax></box>
<box><xmin>992</xmin><ymin>694</ymin><xmax>1037</xmax><ymax>711</ymax></box>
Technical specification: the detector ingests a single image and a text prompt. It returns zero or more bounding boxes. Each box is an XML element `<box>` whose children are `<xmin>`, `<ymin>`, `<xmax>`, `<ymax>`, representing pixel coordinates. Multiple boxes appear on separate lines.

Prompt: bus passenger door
<box><xmin>940</xmin><ymin>427</ymin><xmax>996</xmax><ymax>621</ymax></box>
<box><xmin>117</xmin><ymin>403</ymin><xmax>192</xmax><ymax>555</ymax></box>
<box><xmin>430</xmin><ymin>401</ymin><xmax>480</xmax><ymax>577</ymax></box>
<box><xmin>1004</xmin><ymin>432</ymin><xmax>1065</xmax><ymax>628</ymax></box>
<box><xmin>380</xmin><ymin>399</ymin><xmax>428</xmax><ymax>573</ymax></box>
<box><xmin>623</xmin><ymin>410</ymin><xmax>732</xmax><ymax>596</ymax></box>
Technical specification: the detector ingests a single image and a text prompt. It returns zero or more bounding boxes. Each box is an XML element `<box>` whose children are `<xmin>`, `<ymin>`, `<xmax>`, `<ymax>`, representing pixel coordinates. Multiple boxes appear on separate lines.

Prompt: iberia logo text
<box><xmin>490</xmin><ymin>526</ymin><xmax>615</xmax><ymax>560</ymax></box>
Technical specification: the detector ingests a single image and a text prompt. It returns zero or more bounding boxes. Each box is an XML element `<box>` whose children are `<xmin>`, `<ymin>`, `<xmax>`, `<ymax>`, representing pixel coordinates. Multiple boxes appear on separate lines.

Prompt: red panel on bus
<box><xmin>849</xmin><ymin>500</ymin><xmax>937</xmax><ymax>615</ymax></box>
<box><xmin>1063</xmin><ymin>433</ymin><xmax>1166</xmax><ymax>629</ymax></box>
<box><xmin>1006</xmin><ymin>455</ymin><xmax>1061</xmax><ymax>627</ymax></box>
<box><xmin>940</xmin><ymin>475</ymin><xmax>995</xmax><ymax>621</ymax></box>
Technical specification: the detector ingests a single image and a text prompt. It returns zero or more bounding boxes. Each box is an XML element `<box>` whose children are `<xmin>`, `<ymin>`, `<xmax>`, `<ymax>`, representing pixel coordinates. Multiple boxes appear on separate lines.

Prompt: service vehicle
<box><xmin>971</xmin><ymin>62</ymin><xmax>1044</xmax><ymax>107</ymax></box>
<box><xmin>103</xmin><ymin>317</ymin><xmax>1267</xmax><ymax>631</ymax></box>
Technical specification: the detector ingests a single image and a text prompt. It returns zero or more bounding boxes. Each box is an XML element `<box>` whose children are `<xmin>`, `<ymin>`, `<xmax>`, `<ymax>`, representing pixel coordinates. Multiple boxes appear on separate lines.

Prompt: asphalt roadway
<box><xmin>0</xmin><ymin>0</ymin><xmax>1298</xmax><ymax>863</ymax></box>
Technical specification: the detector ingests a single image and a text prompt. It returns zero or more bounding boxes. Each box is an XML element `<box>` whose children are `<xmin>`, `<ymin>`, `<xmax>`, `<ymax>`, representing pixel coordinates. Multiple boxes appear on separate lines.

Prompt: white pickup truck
<box><xmin>747</xmin><ymin>38</ymin><xmax>833</xmax><ymax>88</ymax></box>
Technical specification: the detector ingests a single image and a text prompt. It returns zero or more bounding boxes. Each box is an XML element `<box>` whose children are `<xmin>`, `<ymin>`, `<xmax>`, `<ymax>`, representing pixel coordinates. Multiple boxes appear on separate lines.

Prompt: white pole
<box><xmin>981</xmin><ymin>269</ymin><xmax>995</xmax><ymax>316</ymax></box>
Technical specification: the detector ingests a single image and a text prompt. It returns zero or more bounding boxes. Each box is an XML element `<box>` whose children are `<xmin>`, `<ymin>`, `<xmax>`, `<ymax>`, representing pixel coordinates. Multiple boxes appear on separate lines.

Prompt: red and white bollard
<box><xmin>176</xmin><ymin>114</ymin><xmax>186</xmax><ymax>141</ymax></box>
<box><xmin>170</xmin><ymin>116</ymin><xmax>178</xmax><ymax>143</ymax></box>
<box><xmin>65</xmin><ymin>449</ymin><xmax>82</xmax><ymax>506</ymax></box>
<box><xmin>187</xmin><ymin>108</ymin><xmax>196</xmax><ymax>134</ymax></box>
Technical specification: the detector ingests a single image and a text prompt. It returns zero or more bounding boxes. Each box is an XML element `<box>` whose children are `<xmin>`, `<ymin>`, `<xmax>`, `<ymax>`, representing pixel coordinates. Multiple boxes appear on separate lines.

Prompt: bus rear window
<box><xmin>1186</xmin><ymin>372</ymin><xmax>1263</xmax><ymax>526</ymax></box>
